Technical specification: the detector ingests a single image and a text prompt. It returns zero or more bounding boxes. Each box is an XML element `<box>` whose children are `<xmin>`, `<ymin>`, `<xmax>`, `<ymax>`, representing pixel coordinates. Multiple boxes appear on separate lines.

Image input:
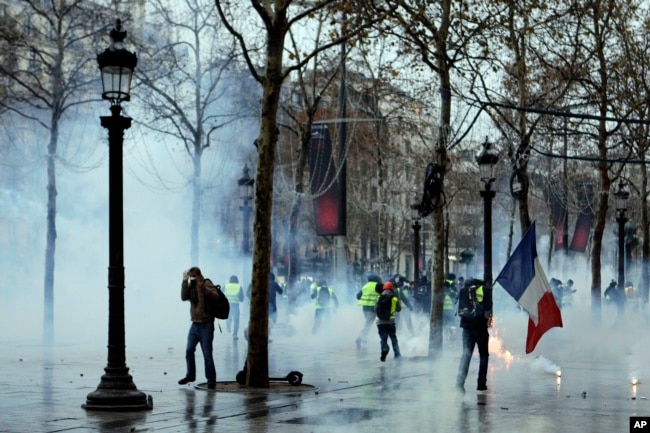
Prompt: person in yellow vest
<box><xmin>355</xmin><ymin>275</ymin><xmax>382</xmax><ymax>348</ymax></box>
<box><xmin>375</xmin><ymin>281</ymin><xmax>401</xmax><ymax>361</ymax></box>
<box><xmin>311</xmin><ymin>279</ymin><xmax>339</xmax><ymax>334</ymax></box>
<box><xmin>443</xmin><ymin>273</ymin><xmax>458</xmax><ymax>330</ymax></box>
<box><xmin>224</xmin><ymin>275</ymin><xmax>244</xmax><ymax>340</ymax></box>
<box><xmin>625</xmin><ymin>281</ymin><xmax>639</xmax><ymax>312</ymax></box>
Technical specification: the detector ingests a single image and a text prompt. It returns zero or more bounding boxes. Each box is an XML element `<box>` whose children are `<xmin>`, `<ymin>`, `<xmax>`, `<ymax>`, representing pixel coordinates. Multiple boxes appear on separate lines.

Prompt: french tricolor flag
<box><xmin>495</xmin><ymin>222</ymin><xmax>563</xmax><ymax>354</ymax></box>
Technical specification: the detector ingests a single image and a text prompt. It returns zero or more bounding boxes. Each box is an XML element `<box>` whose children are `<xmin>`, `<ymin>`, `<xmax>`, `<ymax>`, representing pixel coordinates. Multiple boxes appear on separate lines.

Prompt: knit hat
<box><xmin>383</xmin><ymin>282</ymin><xmax>394</xmax><ymax>291</ymax></box>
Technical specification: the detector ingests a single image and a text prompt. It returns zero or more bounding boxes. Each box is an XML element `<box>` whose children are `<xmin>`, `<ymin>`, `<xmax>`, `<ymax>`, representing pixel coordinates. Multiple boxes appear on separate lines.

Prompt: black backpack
<box><xmin>204</xmin><ymin>280</ymin><xmax>230</xmax><ymax>320</ymax></box>
<box><xmin>457</xmin><ymin>280</ymin><xmax>484</xmax><ymax>321</ymax></box>
<box><xmin>376</xmin><ymin>293</ymin><xmax>394</xmax><ymax>320</ymax></box>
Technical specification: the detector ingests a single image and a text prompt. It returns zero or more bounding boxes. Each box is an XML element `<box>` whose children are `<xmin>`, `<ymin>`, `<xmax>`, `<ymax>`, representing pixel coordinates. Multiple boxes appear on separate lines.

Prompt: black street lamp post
<box><xmin>614</xmin><ymin>181</ymin><xmax>629</xmax><ymax>307</ymax></box>
<box><xmin>83</xmin><ymin>20</ymin><xmax>152</xmax><ymax>411</ymax></box>
<box><xmin>238</xmin><ymin>164</ymin><xmax>255</xmax><ymax>255</ymax></box>
<box><xmin>411</xmin><ymin>204</ymin><xmax>422</xmax><ymax>283</ymax></box>
<box><xmin>477</xmin><ymin>139</ymin><xmax>498</xmax><ymax>297</ymax></box>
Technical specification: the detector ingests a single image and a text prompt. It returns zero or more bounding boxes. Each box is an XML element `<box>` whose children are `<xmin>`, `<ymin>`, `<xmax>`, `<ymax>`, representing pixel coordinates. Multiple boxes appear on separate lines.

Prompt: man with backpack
<box><xmin>455</xmin><ymin>278</ymin><xmax>492</xmax><ymax>393</ymax></box>
<box><xmin>179</xmin><ymin>267</ymin><xmax>221</xmax><ymax>389</ymax></box>
<box><xmin>311</xmin><ymin>279</ymin><xmax>339</xmax><ymax>334</ymax></box>
<box><xmin>375</xmin><ymin>281</ymin><xmax>401</xmax><ymax>362</ymax></box>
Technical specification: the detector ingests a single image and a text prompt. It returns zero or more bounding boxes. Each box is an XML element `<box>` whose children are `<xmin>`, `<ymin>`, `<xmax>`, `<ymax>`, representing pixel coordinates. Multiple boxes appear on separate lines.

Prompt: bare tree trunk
<box><xmin>507</xmin><ymin>203</ymin><xmax>516</xmax><ymax>258</ymax></box>
<box><xmin>287</xmin><ymin>123</ymin><xmax>311</xmax><ymax>308</ymax></box>
<box><xmin>191</xmin><ymin>154</ymin><xmax>201</xmax><ymax>265</ymax></box>
<box><xmin>43</xmin><ymin>130</ymin><xmax>58</xmax><ymax>348</ymax></box>
<box><xmin>590</xmin><ymin>172</ymin><xmax>609</xmax><ymax>326</ymax></box>
<box><xmin>588</xmin><ymin>0</ymin><xmax>614</xmax><ymax>326</ymax></box>
<box><xmin>246</xmin><ymin>28</ymin><xmax>287</xmax><ymax>388</ymax></box>
<box><xmin>429</xmin><ymin>205</ymin><xmax>445</xmax><ymax>357</ymax></box>
<box><xmin>639</xmin><ymin>148</ymin><xmax>650</xmax><ymax>306</ymax></box>
<box><xmin>429</xmin><ymin>24</ymin><xmax>452</xmax><ymax>355</ymax></box>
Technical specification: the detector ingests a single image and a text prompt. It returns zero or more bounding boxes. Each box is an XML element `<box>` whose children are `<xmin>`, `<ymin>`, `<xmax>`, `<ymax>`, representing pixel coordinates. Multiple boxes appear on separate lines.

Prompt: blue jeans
<box><xmin>185</xmin><ymin>322</ymin><xmax>216</xmax><ymax>383</ymax></box>
<box><xmin>377</xmin><ymin>323</ymin><xmax>400</xmax><ymax>357</ymax></box>
<box><xmin>227</xmin><ymin>303</ymin><xmax>241</xmax><ymax>336</ymax></box>
<box><xmin>456</xmin><ymin>327</ymin><xmax>489</xmax><ymax>387</ymax></box>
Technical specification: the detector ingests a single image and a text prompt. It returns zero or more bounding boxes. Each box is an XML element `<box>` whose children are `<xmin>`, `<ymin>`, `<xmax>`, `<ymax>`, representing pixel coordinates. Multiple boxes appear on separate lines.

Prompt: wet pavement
<box><xmin>1</xmin><ymin>317</ymin><xmax>648</xmax><ymax>433</ymax></box>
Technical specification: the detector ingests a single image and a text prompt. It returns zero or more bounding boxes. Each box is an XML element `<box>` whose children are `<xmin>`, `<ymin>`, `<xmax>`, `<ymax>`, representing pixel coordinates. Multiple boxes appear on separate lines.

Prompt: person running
<box><xmin>375</xmin><ymin>282</ymin><xmax>401</xmax><ymax>362</ymax></box>
<box><xmin>355</xmin><ymin>274</ymin><xmax>382</xmax><ymax>348</ymax></box>
<box><xmin>455</xmin><ymin>278</ymin><xmax>492</xmax><ymax>393</ymax></box>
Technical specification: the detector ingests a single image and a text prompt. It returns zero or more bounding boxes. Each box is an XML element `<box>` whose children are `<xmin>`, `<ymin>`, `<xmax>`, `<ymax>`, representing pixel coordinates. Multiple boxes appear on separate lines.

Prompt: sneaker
<box><xmin>477</xmin><ymin>384</ymin><xmax>487</xmax><ymax>391</ymax></box>
<box><xmin>178</xmin><ymin>376</ymin><xmax>195</xmax><ymax>385</ymax></box>
<box><xmin>207</xmin><ymin>382</ymin><xmax>216</xmax><ymax>390</ymax></box>
<box><xmin>380</xmin><ymin>351</ymin><xmax>388</xmax><ymax>362</ymax></box>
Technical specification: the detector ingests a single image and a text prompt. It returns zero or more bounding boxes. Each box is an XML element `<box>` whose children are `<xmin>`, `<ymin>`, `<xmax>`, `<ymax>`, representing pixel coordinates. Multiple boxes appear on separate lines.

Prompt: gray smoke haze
<box><xmin>0</xmin><ymin>103</ymin><xmax>257</xmax><ymax>351</ymax></box>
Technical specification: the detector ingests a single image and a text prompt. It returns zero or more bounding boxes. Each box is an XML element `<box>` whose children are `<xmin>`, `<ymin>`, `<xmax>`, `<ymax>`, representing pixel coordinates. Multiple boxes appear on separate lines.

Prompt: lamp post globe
<box><xmin>614</xmin><ymin>181</ymin><xmax>630</xmax><ymax>213</ymax></box>
<box><xmin>83</xmin><ymin>20</ymin><xmax>152</xmax><ymax>411</ymax></box>
<box><xmin>476</xmin><ymin>138</ymin><xmax>499</xmax><ymax>185</ymax></box>
<box><xmin>97</xmin><ymin>19</ymin><xmax>137</xmax><ymax>104</ymax></box>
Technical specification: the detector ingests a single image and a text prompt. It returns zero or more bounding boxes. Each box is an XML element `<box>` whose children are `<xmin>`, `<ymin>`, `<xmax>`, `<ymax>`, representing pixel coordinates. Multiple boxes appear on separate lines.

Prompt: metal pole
<box><xmin>241</xmin><ymin>199</ymin><xmax>251</xmax><ymax>255</ymax></box>
<box><xmin>617</xmin><ymin>211</ymin><xmax>627</xmax><ymax>317</ymax></box>
<box><xmin>480</xmin><ymin>183</ymin><xmax>496</xmax><ymax>296</ymax></box>
<box><xmin>413</xmin><ymin>220</ymin><xmax>421</xmax><ymax>282</ymax></box>
<box><xmin>421</xmin><ymin>219</ymin><xmax>427</xmax><ymax>279</ymax></box>
<box><xmin>83</xmin><ymin>105</ymin><xmax>152</xmax><ymax>411</ymax></box>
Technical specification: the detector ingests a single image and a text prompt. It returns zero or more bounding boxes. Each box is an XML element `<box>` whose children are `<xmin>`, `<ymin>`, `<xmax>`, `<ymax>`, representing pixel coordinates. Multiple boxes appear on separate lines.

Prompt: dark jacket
<box><xmin>181</xmin><ymin>278</ymin><xmax>220</xmax><ymax>323</ymax></box>
<box><xmin>458</xmin><ymin>280</ymin><xmax>492</xmax><ymax>330</ymax></box>
<box><xmin>269</xmin><ymin>279</ymin><xmax>283</xmax><ymax>312</ymax></box>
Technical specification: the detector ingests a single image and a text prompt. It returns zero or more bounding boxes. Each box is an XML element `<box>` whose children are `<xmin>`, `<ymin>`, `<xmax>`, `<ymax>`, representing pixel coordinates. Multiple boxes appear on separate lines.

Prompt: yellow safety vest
<box><xmin>224</xmin><ymin>283</ymin><xmax>242</xmax><ymax>303</ymax></box>
<box><xmin>313</xmin><ymin>286</ymin><xmax>333</xmax><ymax>309</ymax></box>
<box><xmin>443</xmin><ymin>293</ymin><xmax>454</xmax><ymax>310</ymax></box>
<box><xmin>358</xmin><ymin>281</ymin><xmax>380</xmax><ymax>307</ymax></box>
